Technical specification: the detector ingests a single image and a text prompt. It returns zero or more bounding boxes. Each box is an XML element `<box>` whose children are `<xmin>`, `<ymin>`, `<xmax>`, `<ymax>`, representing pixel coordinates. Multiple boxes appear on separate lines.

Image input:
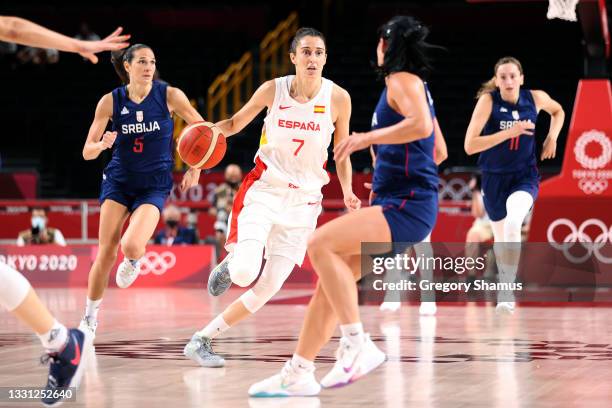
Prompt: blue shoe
<box><xmin>207</xmin><ymin>253</ymin><xmax>232</xmax><ymax>296</ymax></box>
<box><xmin>41</xmin><ymin>328</ymin><xmax>92</xmax><ymax>407</ymax></box>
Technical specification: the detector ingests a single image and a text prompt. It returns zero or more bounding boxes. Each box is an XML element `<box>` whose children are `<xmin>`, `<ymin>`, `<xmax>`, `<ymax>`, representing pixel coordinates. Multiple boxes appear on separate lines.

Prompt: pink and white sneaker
<box><xmin>320</xmin><ymin>334</ymin><xmax>386</xmax><ymax>388</ymax></box>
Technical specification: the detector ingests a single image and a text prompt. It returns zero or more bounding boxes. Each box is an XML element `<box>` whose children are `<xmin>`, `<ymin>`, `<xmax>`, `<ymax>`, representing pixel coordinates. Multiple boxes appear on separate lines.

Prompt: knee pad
<box><xmin>0</xmin><ymin>263</ymin><xmax>32</xmax><ymax>311</ymax></box>
<box><xmin>504</xmin><ymin>191</ymin><xmax>533</xmax><ymax>242</ymax></box>
<box><xmin>229</xmin><ymin>240</ymin><xmax>265</xmax><ymax>287</ymax></box>
<box><xmin>504</xmin><ymin>217</ymin><xmax>523</xmax><ymax>242</ymax></box>
<box><xmin>240</xmin><ymin>255</ymin><xmax>295</xmax><ymax>313</ymax></box>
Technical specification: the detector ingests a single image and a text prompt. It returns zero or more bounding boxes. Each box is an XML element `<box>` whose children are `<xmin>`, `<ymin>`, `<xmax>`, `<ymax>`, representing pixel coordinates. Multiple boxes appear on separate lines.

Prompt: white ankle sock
<box><xmin>197</xmin><ymin>315</ymin><xmax>230</xmax><ymax>339</ymax></box>
<box><xmin>39</xmin><ymin>320</ymin><xmax>68</xmax><ymax>352</ymax></box>
<box><xmin>85</xmin><ymin>298</ymin><xmax>102</xmax><ymax>319</ymax></box>
<box><xmin>291</xmin><ymin>353</ymin><xmax>314</xmax><ymax>373</ymax></box>
<box><xmin>340</xmin><ymin>322</ymin><xmax>365</xmax><ymax>345</ymax></box>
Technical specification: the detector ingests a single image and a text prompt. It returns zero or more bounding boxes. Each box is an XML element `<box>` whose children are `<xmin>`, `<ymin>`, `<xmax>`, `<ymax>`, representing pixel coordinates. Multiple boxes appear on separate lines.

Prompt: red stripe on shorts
<box><xmin>226</xmin><ymin>156</ymin><xmax>267</xmax><ymax>245</ymax></box>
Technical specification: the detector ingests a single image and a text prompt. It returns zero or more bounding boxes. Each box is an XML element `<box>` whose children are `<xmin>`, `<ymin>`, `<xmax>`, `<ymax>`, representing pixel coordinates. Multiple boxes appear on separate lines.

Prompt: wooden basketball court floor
<box><xmin>1</xmin><ymin>287</ymin><xmax>611</xmax><ymax>407</ymax></box>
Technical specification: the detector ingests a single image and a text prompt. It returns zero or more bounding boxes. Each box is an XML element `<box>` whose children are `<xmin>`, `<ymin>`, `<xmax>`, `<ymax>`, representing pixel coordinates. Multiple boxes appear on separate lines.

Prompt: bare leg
<box><xmin>12</xmin><ymin>288</ymin><xmax>54</xmax><ymax>334</ymax></box>
<box><xmin>120</xmin><ymin>204</ymin><xmax>160</xmax><ymax>260</ymax></box>
<box><xmin>87</xmin><ymin>200</ymin><xmax>129</xmax><ymax>300</ymax></box>
<box><xmin>307</xmin><ymin>206</ymin><xmax>391</xmax><ymax>325</ymax></box>
<box><xmin>295</xmin><ymin>255</ymin><xmax>362</xmax><ymax>361</ymax></box>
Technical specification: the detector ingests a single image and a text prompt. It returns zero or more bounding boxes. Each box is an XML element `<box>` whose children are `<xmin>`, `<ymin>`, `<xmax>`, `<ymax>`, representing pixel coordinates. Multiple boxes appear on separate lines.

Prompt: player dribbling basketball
<box><xmin>249</xmin><ymin>15</ymin><xmax>443</xmax><ymax>396</ymax></box>
<box><xmin>183</xmin><ymin>27</ymin><xmax>360</xmax><ymax>368</ymax></box>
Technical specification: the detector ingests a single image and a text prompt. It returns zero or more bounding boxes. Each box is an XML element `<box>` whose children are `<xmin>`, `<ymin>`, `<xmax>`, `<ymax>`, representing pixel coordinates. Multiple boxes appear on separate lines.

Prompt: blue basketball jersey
<box><xmin>478</xmin><ymin>89</ymin><xmax>538</xmax><ymax>173</ymax></box>
<box><xmin>371</xmin><ymin>82</ymin><xmax>438</xmax><ymax>197</ymax></box>
<box><xmin>105</xmin><ymin>80</ymin><xmax>174</xmax><ymax>185</ymax></box>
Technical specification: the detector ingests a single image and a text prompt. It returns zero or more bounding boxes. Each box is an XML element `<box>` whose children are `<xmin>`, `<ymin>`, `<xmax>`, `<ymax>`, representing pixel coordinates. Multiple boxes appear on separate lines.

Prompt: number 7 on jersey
<box><xmin>292</xmin><ymin>138</ymin><xmax>304</xmax><ymax>156</ymax></box>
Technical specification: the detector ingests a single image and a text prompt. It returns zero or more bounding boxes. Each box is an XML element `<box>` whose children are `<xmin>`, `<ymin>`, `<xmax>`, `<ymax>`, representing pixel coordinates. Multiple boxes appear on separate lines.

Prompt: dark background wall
<box><xmin>0</xmin><ymin>0</ymin><xmax>599</xmax><ymax>198</ymax></box>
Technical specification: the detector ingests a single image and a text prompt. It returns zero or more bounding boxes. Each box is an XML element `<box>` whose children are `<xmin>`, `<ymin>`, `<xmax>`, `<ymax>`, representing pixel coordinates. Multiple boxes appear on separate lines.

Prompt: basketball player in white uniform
<box><xmin>182</xmin><ymin>27</ymin><xmax>360</xmax><ymax>367</ymax></box>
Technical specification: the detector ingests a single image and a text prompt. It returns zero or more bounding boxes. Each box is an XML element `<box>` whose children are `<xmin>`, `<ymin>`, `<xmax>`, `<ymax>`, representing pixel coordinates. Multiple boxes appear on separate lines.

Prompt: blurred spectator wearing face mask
<box><xmin>17</xmin><ymin>208</ymin><xmax>66</xmax><ymax>246</ymax></box>
<box><xmin>154</xmin><ymin>204</ymin><xmax>199</xmax><ymax>246</ymax></box>
<box><xmin>209</xmin><ymin>164</ymin><xmax>242</xmax><ymax>258</ymax></box>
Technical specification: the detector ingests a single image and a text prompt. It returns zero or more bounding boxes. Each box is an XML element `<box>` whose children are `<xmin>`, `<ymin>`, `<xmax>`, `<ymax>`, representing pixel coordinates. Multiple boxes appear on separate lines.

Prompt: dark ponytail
<box><xmin>376</xmin><ymin>16</ymin><xmax>442</xmax><ymax>79</ymax></box>
<box><xmin>110</xmin><ymin>43</ymin><xmax>152</xmax><ymax>84</ymax></box>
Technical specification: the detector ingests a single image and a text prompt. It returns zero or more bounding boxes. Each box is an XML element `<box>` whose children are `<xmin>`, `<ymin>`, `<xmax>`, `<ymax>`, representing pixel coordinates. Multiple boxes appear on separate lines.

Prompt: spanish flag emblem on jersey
<box><xmin>314</xmin><ymin>105</ymin><xmax>325</xmax><ymax>114</ymax></box>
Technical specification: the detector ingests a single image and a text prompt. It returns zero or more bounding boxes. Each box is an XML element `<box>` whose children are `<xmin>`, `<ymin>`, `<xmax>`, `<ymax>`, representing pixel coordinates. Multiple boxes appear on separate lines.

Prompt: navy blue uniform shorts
<box><xmin>373</xmin><ymin>189</ymin><xmax>438</xmax><ymax>244</ymax></box>
<box><xmin>99</xmin><ymin>172</ymin><xmax>173</xmax><ymax>214</ymax></box>
<box><xmin>481</xmin><ymin>166</ymin><xmax>540</xmax><ymax>222</ymax></box>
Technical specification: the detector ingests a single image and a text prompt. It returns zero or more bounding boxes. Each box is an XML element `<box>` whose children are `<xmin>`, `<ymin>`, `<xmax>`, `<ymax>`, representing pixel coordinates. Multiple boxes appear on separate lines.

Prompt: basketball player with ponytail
<box><xmin>79</xmin><ymin>44</ymin><xmax>206</xmax><ymax>336</ymax></box>
<box><xmin>183</xmin><ymin>27</ymin><xmax>359</xmax><ymax>368</ymax></box>
<box><xmin>0</xmin><ymin>15</ymin><xmax>129</xmax><ymax>406</ymax></box>
<box><xmin>250</xmin><ymin>16</ymin><xmax>443</xmax><ymax>396</ymax></box>
<box><xmin>465</xmin><ymin>56</ymin><xmax>564</xmax><ymax>314</ymax></box>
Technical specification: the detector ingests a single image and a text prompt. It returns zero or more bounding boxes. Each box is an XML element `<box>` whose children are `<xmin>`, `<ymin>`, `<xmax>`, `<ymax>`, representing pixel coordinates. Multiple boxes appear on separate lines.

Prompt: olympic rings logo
<box><xmin>546</xmin><ymin>218</ymin><xmax>612</xmax><ymax>264</ymax></box>
<box><xmin>438</xmin><ymin>178</ymin><xmax>471</xmax><ymax>200</ymax></box>
<box><xmin>578</xmin><ymin>179</ymin><xmax>608</xmax><ymax>195</ymax></box>
<box><xmin>139</xmin><ymin>251</ymin><xmax>177</xmax><ymax>275</ymax></box>
<box><xmin>574</xmin><ymin>130</ymin><xmax>611</xmax><ymax>170</ymax></box>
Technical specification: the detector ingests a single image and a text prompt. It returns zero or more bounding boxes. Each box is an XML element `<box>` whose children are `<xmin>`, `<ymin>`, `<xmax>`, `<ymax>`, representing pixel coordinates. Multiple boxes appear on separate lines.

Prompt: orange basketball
<box><xmin>177</xmin><ymin>121</ymin><xmax>226</xmax><ymax>169</ymax></box>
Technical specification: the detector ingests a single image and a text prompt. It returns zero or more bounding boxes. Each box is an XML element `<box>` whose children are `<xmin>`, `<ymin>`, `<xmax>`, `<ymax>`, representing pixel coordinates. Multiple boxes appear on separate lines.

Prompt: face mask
<box><xmin>227</xmin><ymin>180</ymin><xmax>240</xmax><ymax>188</ymax></box>
<box><xmin>166</xmin><ymin>220</ymin><xmax>179</xmax><ymax>228</ymax></box>
<box><xmin>31</xmin><ymin>216</ymin><xmax>46</xmax><ymax>230</ymax></box>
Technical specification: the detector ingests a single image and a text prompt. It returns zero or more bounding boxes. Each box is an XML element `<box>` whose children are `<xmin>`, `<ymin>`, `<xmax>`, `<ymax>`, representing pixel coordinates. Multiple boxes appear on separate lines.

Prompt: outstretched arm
<box><xmin>214</xmin><ymin>80</ymin><xmax>275</xmax><ymax>137</ymax></box>
<box><xmin>0</xmin><ymin>16</ymin><xmax>129</xmax><ymax>63</ymax></box>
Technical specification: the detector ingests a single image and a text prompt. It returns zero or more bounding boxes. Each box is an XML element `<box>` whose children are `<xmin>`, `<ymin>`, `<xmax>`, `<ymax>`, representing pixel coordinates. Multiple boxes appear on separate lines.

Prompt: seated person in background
<box><xmin>154</xmin><ymin>204</ymin><xmax>199</xmax><ymax>246</ymax></box>
<box><xmin>16</xmin><ymin>46</ymin><xmax>59</xmax><ymax>65</ymax></box>
<box><xmin>466</xmin><ymin>174</ymin><xmax>493</xmax><ymax>243</ymax></box>
<box><xmin>17</xmin><ymin>208</ymin><xmax>66</xmax><ymax>246</ymax></box>
<box><xmin>465</xmin><ymin>174</ymin><xmax>494</xmax><ymax>278</ymax></box>
<box><xmin>209</xmin><ymin>164</ymin><xmax>242</xmax><ymax>258</ymax></box>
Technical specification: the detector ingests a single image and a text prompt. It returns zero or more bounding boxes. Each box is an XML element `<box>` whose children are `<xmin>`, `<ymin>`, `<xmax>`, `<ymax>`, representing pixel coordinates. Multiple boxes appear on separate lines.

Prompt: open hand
<box><xmin>78</xmin><ymin>27</ymin><xmax>131</xmax><ymax>64</ymax></box>
<box><xmin>541</xmin><ymin>135</ymin><xmax>557</xmax><ymax>160</ymax></box>
<box><xmin>180</xmin><ymin>167</ymin><xmax>201</xmax><ymax>193</ymax></box>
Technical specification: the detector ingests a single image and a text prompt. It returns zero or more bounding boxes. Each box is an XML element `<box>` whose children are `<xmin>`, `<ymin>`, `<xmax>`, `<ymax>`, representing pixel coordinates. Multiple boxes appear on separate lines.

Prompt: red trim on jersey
<box><xmin>323</xmin><ymin>160</ymin><xmax>331</xmax><ymax>179</ymax></box>
<box><xmin>515</xmin><ymin>135</ymin><xmax>520</xmax><ymax>150</ymax></box>
<box><xmin>226</xmin><ymin>156</ymin><xmax>267</xmax><ymax>246</ymax></box>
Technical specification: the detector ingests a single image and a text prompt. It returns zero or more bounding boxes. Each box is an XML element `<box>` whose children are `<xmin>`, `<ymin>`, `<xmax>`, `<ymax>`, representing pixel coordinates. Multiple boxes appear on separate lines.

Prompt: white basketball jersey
<box><xmin>256</xmin><ymin>75</ymin><xmax>335</xmax><ymax>193</ymax></box>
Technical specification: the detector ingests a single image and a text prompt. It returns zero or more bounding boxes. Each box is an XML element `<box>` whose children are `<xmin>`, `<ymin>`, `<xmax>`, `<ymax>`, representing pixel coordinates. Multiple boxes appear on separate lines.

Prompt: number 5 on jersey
<box><xmin>292</xmin><ymin>138</ymin><xmax>304</xmax><ymax>156</ymax></box>
<box><xmin>133</xmin><ymin>136</ymin><xmax>144</xmax><ymax>153</ymax></box>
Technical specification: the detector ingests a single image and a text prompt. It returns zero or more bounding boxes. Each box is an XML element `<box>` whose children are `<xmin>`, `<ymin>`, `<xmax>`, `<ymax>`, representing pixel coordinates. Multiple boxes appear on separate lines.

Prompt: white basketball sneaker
<box><xmin>419</xmin><ymin>302</ymin><xmax>437</xmax><ymax>316</ymax></box>
<box><xmin>249</xmin><ymin>360</ymin><xmax>321</xmax><ymax>397</ymax></box>
<box><xmin>115</xmin><ymin>259</ymin><xmax>141</xmax><ymax>289</ymax></box>
<box><xmin>320</xmin><ymin>334</ymin><xmax>386</xmax><ymax>389</ymax></box>
<box><xmin>379</xmin><ymin>301</ymin><xmax>401</xmax><ymax>312</ymax></box>
<box><xmin>495</xmin><ymin>301</ymin><xmax>515</xmax><ymax>315</ymax></box>
<box><xmin>78</xmin><ymin>316</ymin><xmax>98</xmax><ymax>338</ymax></box>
